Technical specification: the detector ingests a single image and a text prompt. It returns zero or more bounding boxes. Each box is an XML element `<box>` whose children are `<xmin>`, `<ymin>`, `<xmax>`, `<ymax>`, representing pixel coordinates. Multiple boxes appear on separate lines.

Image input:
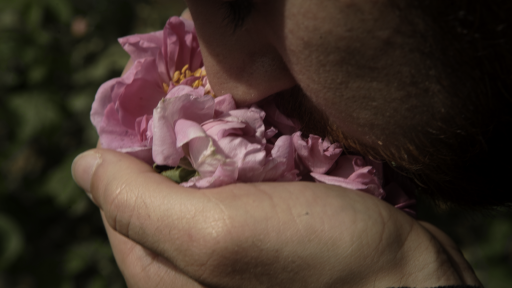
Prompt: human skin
<box><xmin>72</xmin><ymin>148</ymin><xmax>481</xmax><ymax>287</ymax></box>
<box><xmin>187</xmin><ymin>0</ymin><xmax>447</xmax><ymax>150</ymax></box>
<box><xmin>71</xmin><ymin>1</ymin><xmax>485</xmax><ymax>287</ymax></box>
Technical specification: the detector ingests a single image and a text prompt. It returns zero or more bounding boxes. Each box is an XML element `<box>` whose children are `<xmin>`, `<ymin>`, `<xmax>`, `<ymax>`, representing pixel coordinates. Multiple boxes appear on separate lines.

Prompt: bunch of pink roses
<box><xmin>91</xmin><ymin>17</ymin><xmax>416</xmax><ymax>216</ymax></box>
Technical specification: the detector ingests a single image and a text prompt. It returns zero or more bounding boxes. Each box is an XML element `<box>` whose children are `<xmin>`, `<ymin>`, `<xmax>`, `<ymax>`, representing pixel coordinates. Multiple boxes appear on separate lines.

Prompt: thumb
<box><xmin>71</xmin><ymin>149</ymin><xmax>227</xmax><ymax>265</ymax></box>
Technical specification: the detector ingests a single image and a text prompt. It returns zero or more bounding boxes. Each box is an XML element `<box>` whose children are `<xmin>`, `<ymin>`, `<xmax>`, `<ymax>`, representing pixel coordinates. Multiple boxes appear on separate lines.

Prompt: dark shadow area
<box><xmin>0</xmin><ymin>0</ymin><xmax>185</xmax><ymax>287</ymax></box>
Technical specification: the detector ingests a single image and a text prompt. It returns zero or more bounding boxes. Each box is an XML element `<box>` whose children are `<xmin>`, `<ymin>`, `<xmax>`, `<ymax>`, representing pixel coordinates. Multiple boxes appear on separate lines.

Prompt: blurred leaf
<box><xmin>0</xmin><ymin>213</ymin><xmax>24</xmax><ymax>269</ymax></box>
<box><xmin>72</xmin><ymin>42</ymin><xmax>128</xmax><ymax>85</ymax></box>
<box><xmin>2</xmin><ymin>146</ymin><xmax>45</xmax><ymax>189</ymax></box>
<box><xmin>70</xmin><ymin>37</ymin><xmax>105</xmax><ymax>68</ymax></box>
<box><xmin>0</xmin><ymin>8</ymin><xmax>19</xmax><ymax>29</ymax></box>
<box><xmin>46</xmin><ymin>0</ymin><xmax>72</xmax><ymax>24</ymax></box>
<box><xmin>8</xmin><ymin>92</ymin><xmax>62</xmax><ymax>142</ymax></box>
<box><xmin>41</xmin><ymin>154</ymin><xmax>91</xmax><ymax>216</ymax></box>
<box><xmin>27</xmin><ymin>64</ymin><xmax>48</xmax><ymax>85</ymax></box>
<box><xmin>67</xmin><ymin>89</ymin><xmax>95</xmax><ymax>115</ymax></box>
<box><xmin>26</xmin><ymin>2</ymin><xmax>43</xmax><ymax>29</ymax></box>
<box><xmin>64</xmin><ymin>239</ymin><xmax>124</xmax><ymax>287</ymax></box>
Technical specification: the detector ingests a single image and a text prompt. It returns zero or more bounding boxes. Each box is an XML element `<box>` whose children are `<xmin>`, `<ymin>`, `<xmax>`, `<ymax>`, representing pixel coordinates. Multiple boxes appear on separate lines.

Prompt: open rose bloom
<box><xmin>91</xmin><ymin>17</ymin><xmax>416</xmax><ymax>217</ymax></box>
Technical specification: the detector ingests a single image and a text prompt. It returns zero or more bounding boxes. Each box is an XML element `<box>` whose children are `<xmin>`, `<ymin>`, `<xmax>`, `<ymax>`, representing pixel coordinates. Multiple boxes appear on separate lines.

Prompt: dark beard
<box><xmin>266</xmin><ymin>85</ymin><xmax>512</xmax><ymax>210</ymax></box>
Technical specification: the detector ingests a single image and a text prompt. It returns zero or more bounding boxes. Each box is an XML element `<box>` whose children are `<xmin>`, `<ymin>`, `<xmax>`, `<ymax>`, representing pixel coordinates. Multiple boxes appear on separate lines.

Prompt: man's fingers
<box><xmin>71</xmin><ymin>149</ymin><xmax>229</xmax><ymax>269</ymax></box>
<box><xmin>418</xmin><ymin>221</ymin><xmax>483</xmax><ymax>287</ymax></box>
<box><xmin>101</xmin><ymin>211</ymin><xmax>205</xmax><ymax>288</ymax></box>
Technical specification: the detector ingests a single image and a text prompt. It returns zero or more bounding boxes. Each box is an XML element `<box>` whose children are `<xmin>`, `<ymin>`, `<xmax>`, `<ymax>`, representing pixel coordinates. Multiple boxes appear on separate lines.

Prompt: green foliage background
<box><xmin>0</xmin><ymin>0</ymin><xmax>510</xmax><ymax>287</ymax></box>
<box><xmin>0</xmin><ymin>0</ymin><xmax>185</xmax><ymax>287</ymax></box>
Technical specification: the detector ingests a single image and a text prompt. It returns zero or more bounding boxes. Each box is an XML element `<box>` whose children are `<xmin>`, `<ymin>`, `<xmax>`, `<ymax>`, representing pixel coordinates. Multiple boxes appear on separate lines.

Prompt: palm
<box><xmin>91</xmin><ymin>150</ymin><xmax>464</xmax><ymax>287</ymax></box>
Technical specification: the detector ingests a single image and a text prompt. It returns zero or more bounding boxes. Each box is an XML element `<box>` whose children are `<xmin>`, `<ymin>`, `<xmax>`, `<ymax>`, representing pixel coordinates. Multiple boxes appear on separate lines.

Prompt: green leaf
<box><xmin>8</xmin><ymin>92</ymin><xmax>62</xmax><ymax>142</ymax></box>
<box><xmin>0</xmin><ymin>213</ymin><xmax>24</xmax><ymax>269</ymax></box>
<box><xmin>158</xmin><ymin>166</ymin><xmax>197</xmax><ymax>184</ymax></box>
<box><xmin>71</xmin><ymin>42</ymin><xmax>128</xmax><ymax>85</ymax></box>
<box><xmin>41</xmin><ymin>154</ymin><xmax>91</xmax><ymax>216</ymax></box>
<box><xmin>46</xmin><ymin>0</ymin><xmax>72</xmax><ymax>24</ymax></box>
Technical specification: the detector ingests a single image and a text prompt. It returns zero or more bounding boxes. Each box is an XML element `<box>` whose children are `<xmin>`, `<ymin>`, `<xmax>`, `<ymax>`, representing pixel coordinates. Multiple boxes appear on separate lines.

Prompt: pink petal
<box><xmin>214</xmin><ymin>94</ymin><xmax>236</xmax><ymax>117</ymax></box>
<box><xmin>166</xmin><ymin>85</ymin><xmax>204</xmax><ymax>99</ymax></box>
<box><xmin>267</xmin><ymin>135</ymin><xmax>299</xmax><ymax>181</ymax></box>
<box><xmin>91</xmin><ymin>78</ymin><xmax>118</xmax><ymax>130</ymax></box>
<box><xmin>221</xmin><ymin>108</ymin><xmax>266</xmax><ymax>144</ymax></box>
<box><xmin>346</xmin><ymin>167</ymin><xmax>385</xmax><ymax>198</ymax></box>
<box><xmin>175</xmin><ymin>119</ymin><xmax>207</xmax><ymax>148</ymax></box>
<box><xmin>114</xmin><ymin>58</ymin><xmax>166</xmax><ymax>129</ymax></box>
<box><xmin>217</xmin><ymin>137</ymin><xmax>266</xmax><ymax>179</ymax></box>
<box><xmin>311</xmin><ymin>173</ymin><xmax>367</xmax><ymax>190</ymax></box>
<box><xmin>328</xmin><ymin>155</ymin><xmax>363</xmax><ymax>178</ymax></box>
<box><xmin>163</xmin><ymin>17</ymin><xmax>202</xmax><ymax>79</ymax></box>
<box><xmin>264</xmin><ymin>127</ymin><xmax>278</xmax><ymax>139</ymax></box>
<box><xmin>135</xmin><ymin>114</ymin><xmax>153</xmax><ymax>143</ymax></box>
<box><xmin>202</xmin><ymin>120</ymin><xmax>246</xmax><ymax>142</ymax></box>
<box><xmin>118</xmin><ymin>30</ymin><xmax>163</xmax><ymax>62</ymax></box>
<box><xmin>152</xmin><ymin>93</ymin><xmax>215</xmax><ymax>166</ymax></box>
<box><xmin>99</xmin><ymin>103</ymin><xmax>145</xmax><ymax>150</ymax></box>
<box><xmin>181</xmin><ymin>160</ymin><xmax>238</xmax><ymax>188</ymax></box>
<box><xmin>180</xmin><ymin>76</ymin><xmax>201</xmax><ymax>86</ymax></box>
<box><xmin>253</xmin><ymin>136</ymin><xmax>299</xmax><ymax>182</ymax></box>
<box><xmin>293</xmin><ymin>132</ymin><xmax>342</xmax><ymax>174</ymax></box>
<box><xmin>365</xmin><ymin>158</ymin><xmax>384</xmax><ymax>185</ymax></box>
<box><xmin>146</xmin><ymin>118</ymin><xmax>153</xmax><ymax>145</ymax></box>
<box><xmin>188</xmin><ymin>136</ymin><xmax>228</xmax><ymax>177</ymax></box>
<box><xmin>311</xmin><ymin>164</ymin><xmax>385</xmax><ymax>199</ymax></box>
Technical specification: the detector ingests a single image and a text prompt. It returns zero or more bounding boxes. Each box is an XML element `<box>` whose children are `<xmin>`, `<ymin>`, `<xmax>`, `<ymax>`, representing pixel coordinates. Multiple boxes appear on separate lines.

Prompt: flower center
<box><xmin>162</xmin><ymin>65</ymin><xmax>214</xmax><ymax>97</ymax></box>
<box><xmin>173</xmin><ymin>64</ymin><xmax>205</xmax><ymax>86</ymax></box>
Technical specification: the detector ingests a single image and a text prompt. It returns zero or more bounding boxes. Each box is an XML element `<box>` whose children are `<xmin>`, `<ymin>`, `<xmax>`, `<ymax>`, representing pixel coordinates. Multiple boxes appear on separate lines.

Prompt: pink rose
<box><xmin>311</xmin><ymin>155</ymin><xmax>385</xmax><ymax>198</ymax></box>
<box><xmin>89</xmin><ymin>15</ymin><xmax>416</xmax><ymax>217</ymax></box>
<box><xmin>153</xmin><ymin>93</ymin><xmax>298</xmax><ymax>188</ymax></box>
<box><xmin>152</xmin><ymin>86</ymin><xmax>217</xmax><ymax>167</ymax></box>
<box><xmin>90</xmin><ymin>17</ymin><xmax>203</xmax><ymax>163</ymax></box>
<box><xmin>293</xmin><ymin>132</ymin><xmax>343</xmax><ymax>174</ymax></box>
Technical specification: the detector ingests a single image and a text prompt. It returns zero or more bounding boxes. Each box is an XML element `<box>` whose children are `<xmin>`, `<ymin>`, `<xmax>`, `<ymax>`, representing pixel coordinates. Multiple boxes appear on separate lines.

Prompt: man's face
<box><xmin>183</xmin><ymin>0</ymin><xmax>512</xmax><ymax>208</ymax></box>
<box><xmin>186</xmin><ymin>0</ymin><xmax>449</xmax><ymax>160</ymax></box>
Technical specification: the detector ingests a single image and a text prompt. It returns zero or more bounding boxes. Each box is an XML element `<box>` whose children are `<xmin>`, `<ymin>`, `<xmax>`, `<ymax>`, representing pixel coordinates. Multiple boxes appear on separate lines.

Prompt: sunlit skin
<box><xmin>69</xmin><ymin>2</ymin><xmax>487</xmax><ymax>287</ymax></box>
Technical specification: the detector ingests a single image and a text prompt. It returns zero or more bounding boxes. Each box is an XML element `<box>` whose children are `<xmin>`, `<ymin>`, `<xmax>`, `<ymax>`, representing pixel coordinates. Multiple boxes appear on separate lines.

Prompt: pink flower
<box><xmin>152</xmin><ymin>86</ymin><xmax>218</xmax><ymax>166</ymax></box>
<box><xmin>89</xmin><ymin>15</ymin><xmax>416</xmax><ymax>217</ymax></box>
<box><xmin>152</xmin><ymin>93</ymin><xmax>298</xmax><ymax>188</ymax></box>
<box><xmin>311</xmin><ymin>156</ymin><xmax>385</xmax><ymax>199</ymax></box>
<box><xmin>293</xmin><ymin>132</ymin><xmax>343</xmax><ymax>174</ymax></box>
<box><xmin>90</xmin><ymin>17</ymin><xmax>203</xmax><ymax>163</ymax></box>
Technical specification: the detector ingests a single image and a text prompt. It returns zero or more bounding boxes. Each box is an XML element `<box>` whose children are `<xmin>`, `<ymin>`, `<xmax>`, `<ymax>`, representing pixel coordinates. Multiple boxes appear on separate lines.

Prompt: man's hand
<box><xmin>71</xmin><ymin>148</ymin><xmax>481</xmax><ymax>288</ymax></box>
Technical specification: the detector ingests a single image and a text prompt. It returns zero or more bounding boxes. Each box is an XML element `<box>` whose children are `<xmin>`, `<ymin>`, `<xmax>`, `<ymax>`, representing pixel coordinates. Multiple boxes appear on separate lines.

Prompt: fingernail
<box><xmin>72</xmin><ymin>151</ymin><xmax>102</xmax><ymax>200</ymax></box>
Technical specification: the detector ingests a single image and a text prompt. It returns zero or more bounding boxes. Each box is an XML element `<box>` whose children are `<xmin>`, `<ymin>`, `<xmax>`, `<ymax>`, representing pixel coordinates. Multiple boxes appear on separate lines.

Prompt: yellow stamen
<box><xmin>192</xmin><ymin>79</ymin><xmax>202</xmax><ymax>88</ymax></box>
<box><xmin>170</xmin><ymin>65</ymin><xmax>212</xmax><ymax>96</ymax></box>
<box><xmin>173</xmin><ymin>71</ymin><xmax>181</xmax><ymax>84</ymax></box>
<box><xmin>162</xmin><ymin>82</ymin><xmax>170</xmax><ymax>93</ymax></box>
